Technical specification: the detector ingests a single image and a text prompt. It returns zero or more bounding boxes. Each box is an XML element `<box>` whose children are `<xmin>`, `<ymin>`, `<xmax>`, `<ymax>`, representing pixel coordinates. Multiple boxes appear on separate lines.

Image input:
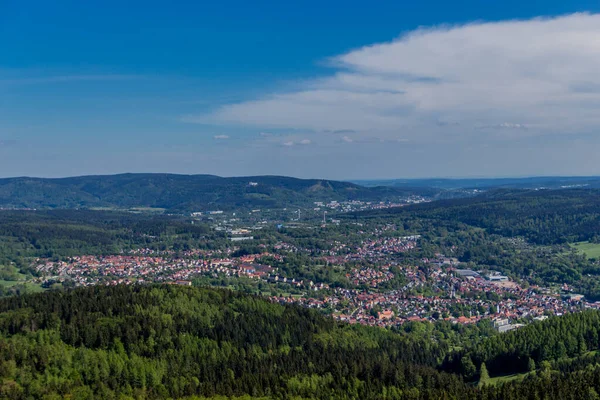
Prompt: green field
<box><xmin>0</xmin><ymin>265</ymin><xmax>44</xmax><ymax>293</ymax></box>
<box><xmin>572</xmin><ymin>241</ymin><xmax>600</xmax><ymax>259</ymax></box>
<box><xmin>0</xmin><ymin>280</ymin><xmax>45</xmax><ymax>293</ymax></box>
<box><xmin>487</xmin><ymin>372</ymin><xmax>531</xmax><ymax>385</ymax></box>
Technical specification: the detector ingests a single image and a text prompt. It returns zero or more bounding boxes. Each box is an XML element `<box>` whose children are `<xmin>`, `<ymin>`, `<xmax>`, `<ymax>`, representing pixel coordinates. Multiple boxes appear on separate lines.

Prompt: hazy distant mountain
<box><xmin>0</xmin><ymin>173</ymin><xmax>438</xmax><ymax>212</ymax></box>
<box><xmin>352</xmin><ymin>176</ymin><xmax>600</xmax><ymax>190</ymax></box>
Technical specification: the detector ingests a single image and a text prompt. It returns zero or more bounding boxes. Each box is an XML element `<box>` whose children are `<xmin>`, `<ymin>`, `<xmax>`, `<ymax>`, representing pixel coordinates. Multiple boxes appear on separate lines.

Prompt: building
<box><xmin>494</xmin><ymin>317</ymin><xmax>523</xmax><ymax>333</ymax></box>
<box><xmin>488</xmin><ymin>275</ymin><xmax>509</xmax><ymax>282</ymax></box>
<box><xmin>378</xmin><ymin>310</ymin><xmax>395</xmax><ymax>321</ymax></box>
<box><xmin>456</xmin><ymin>269</ymin><xmax>481</xmax><ymax>279</ymax></box>
<box><xmin>563</xmin><ymin>293</ymin><xmax>584</xmax><ymax>302</ymax></box>
<box><xmin>230</xmin><ymin>236</ymin><xmax>254</xmax><ymax>242</ymax></box>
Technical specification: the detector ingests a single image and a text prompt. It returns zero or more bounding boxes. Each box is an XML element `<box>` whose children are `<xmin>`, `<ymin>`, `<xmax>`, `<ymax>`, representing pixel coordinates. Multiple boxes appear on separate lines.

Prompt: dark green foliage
<box><xmin>0</xmin><ymin>174</ymin><xmax>435</xmax><ymax>211</ymax></box>
<box><xmin>444</xmin><ymin>311</ymin><xmax>600</xmax><ymax>377</ymax></box>
<box><xmin>0</xmin><ymin>210</ymin><xmax>217</xmax><ymax>262</ymax></box>
<box><xmin>0</xmin><ymin>284</ymin><xmax>468</xmax><ymax>399</ymax></box>
<box><xmin>3</xmin><ymin>286</ymin><xmax>600</xmax><ymax>398</ymax></box>
<box><xmin>358</xmin><ymin>189</ymin><xmax>600</xmax><ymax>244</ymax></box>
<box><xmin>477</xmin><ymin>363</ymin><xmax>489</xmax><ymax>387</ymax></box>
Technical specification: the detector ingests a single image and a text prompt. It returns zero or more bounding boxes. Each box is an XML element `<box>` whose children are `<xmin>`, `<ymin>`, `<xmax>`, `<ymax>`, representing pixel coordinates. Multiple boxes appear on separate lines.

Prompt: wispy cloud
<box><xmin>213</xmin><ymin>134</ymin><xmax>230</xmax><ymax>140</ymax></box>
<box><xmin>280</xmin><ymin>138</ymin><xmax>312</xmax><ymax>147</ymax></box>
<box><xmin>190</xmin><ymin>13</ymin><xmax>600</xmax><ymax>143</ymax></box>
<box><xmin>478</xmin><ymin>122</ymin><xmax>529</xmax><ymax>130</ymax></box>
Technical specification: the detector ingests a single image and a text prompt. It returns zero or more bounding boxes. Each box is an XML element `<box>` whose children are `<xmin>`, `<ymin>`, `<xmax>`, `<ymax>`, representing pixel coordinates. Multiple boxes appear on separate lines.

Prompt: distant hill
<box><xmin>0</xmin><ymin>173</ymin><xmax>438</xmax><ymax>212</ymax></box>
<box><xmin>353</xmin><ymin>176</ymin><xmax>600</xmax><ymax>190</ymax></box>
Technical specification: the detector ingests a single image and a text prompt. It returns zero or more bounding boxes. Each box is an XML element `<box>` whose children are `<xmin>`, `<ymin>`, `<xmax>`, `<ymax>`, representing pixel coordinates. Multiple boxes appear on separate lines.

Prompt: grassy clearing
<box><xmin>572</xmin><ymin>241</ymin><xmax>600</xmax><ymax>259</ymax></box>
<box><xmin>0</xmin><ymin>265</ymin><xmax>44</xmax><ymax>293</ymax></box>
<box><xmin>128</xmin><ymin>207</ymin><xmax>166</xmax><ymax>213</ymax></box>
<box><xmin>486</xmin><ymin>350</ymin><xmax>600</xmax><ymax>386</ymax></box>
<box><xmin>0</xmin><ymin>280</ymin><xmax>45</xmax><ymax>293</ymax></box>
<box><xmin>0</xmin><ymin>264</ymin><xmax>27</xmax><ymax>281</ymax></box>
<box><xmin>21</xmin><ymin>282</ymin><xmax>45</xmax><ymax>293</ymax></box>
<box><xmin>487</xmin><ymin>371</ymin><xmax>531</xmax><ymax>385</ymax></box>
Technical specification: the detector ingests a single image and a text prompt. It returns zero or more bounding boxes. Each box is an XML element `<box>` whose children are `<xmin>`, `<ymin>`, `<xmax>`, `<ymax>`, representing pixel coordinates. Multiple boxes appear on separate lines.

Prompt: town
<box><xmin>33</xmin><ymin>229</ymin><xmax>595</xmax><ymax>332</ymax></box>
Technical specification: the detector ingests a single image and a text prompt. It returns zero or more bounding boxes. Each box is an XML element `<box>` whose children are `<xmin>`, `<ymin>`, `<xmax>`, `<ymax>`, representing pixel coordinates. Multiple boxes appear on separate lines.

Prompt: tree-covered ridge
<box><xmin>0</xmin><ymin>285</ymin><xmax>462</xmax><ymax>399</ymax></box>
<box><xmin>358</xmin><ymin>189</ymin><xmax>600</xmax><ymax>244</ymax></box>
<box><xmin>0</xmin><ymin>173</ymin><xmax>435</xmax><ymax>211</ymax></box>
<box><xmin>5</xmin><ymin>285</ymin><xmax>600</xmax><ymax>399</ymax></box>
<box><xmin>0</xmin><ymin>210</ymin><xmax>216</xmax><ymax>261</ymax></box>
<box><xmin>444</xmin><ymin>310</ymin><xmax>600</xmax><ymax>377</ymax></box>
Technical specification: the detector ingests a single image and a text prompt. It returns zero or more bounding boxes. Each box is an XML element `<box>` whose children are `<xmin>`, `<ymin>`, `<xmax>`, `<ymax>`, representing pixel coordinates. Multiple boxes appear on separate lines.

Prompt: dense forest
<box><xmin>2</xmin><ymin>285</ymin><xmax>600</xmax><ymax>399</ymax></box>
<box><xmin>444</xmin><ymin>310</ymin><xmax>600</xmax><ymax>376</ymax></box>
<box><xmin>0</xmin><ymin>210</ymin><xmax>218</xmax><ymax>262</ymax></box>
<box><xmin>0</xmin><ymin>285</ymin><xmax>454</xmax><ymax>399</ymax></box>
<box><xmin>357</xmin><ymin>189</ymin><xmax>600</xmax><ymax>245</ymax></box>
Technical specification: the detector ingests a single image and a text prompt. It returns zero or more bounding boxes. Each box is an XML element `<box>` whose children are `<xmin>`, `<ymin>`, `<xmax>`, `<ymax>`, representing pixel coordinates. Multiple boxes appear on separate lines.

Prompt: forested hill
<box><xmin>4</xmin><ymin>285</ymin><xmax>600</xmax><ymax>399</ymax></box>
<box><xmin>354</xmin><ymin>189</ymin><xmax>600</xmax><ymax>244</ymax></box>
<box><xmin>0</xmin><ymin>174</ymin><xmax>436</xmax><ymax>211</ymax></box>
<box><xmin>0</xmin><ymin>284</ymin><xmax>456</xmax><ymax>399</ymax></box>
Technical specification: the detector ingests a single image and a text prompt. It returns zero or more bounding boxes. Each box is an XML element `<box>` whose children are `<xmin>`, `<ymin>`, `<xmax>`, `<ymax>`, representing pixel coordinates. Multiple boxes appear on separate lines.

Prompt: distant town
<box><xmin>33</xmin><ymin>214</ymin><xmax>593</xmax><ymax>333</ymax></box>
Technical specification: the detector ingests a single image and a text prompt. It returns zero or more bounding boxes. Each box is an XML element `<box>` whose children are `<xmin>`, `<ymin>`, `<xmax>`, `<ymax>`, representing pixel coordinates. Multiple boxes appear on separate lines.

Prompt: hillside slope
<box><xmin>0</xmin><ymin>174</ymin><xmax>436</xmax><ymax>211</ymax></box>
<box><xmin>0</xmin><ymin>284</ymin><xmax>457</xmax><ymax>399</ymax></box>
<box><xmin>354</xmin><ymin>189</ymin><xmax>600</xmax><ymax>244</ymax></box>
<box><xmin>3</xmin><ymin>285</ymin><xmax>600</xmax><ymax>399</ymax></box>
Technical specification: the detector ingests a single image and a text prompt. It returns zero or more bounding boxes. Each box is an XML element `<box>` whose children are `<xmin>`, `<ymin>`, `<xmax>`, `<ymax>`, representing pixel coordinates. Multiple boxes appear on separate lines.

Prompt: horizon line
<box><xmin>1</xmin><ymin>172</ymin><xmax>600</xmax><ymax>182</ymax></box>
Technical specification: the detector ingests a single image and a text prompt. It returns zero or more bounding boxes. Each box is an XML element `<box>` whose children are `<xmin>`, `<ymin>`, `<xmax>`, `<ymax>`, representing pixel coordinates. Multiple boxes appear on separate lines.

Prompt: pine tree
<box><xmin>528</xmin><ymin>357</ymin><xmax>536</xmax><ymax>372</ymax></box>
<box><xmin>478</xmin><ymin>362</ymin><xmax>490</xmax><ymax>387</ymax></box>
<box><xmin>579</xmin><ymin>336</ymin><xmax>588</xmax><ymax>356</ymax></box>
<box><xmin>460</xmin><ymin>356</ymin><xmax>476</xmax><ymax>380</ymax></box>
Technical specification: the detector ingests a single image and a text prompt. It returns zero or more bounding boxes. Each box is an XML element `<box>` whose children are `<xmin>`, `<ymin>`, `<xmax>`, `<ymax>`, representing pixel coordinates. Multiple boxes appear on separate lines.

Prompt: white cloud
<box><xmin>192</xmin><ymin>13</ymin><xmax>600</xmax><ymax>142</ymax></box>
<box><xmin>479</xmin><ymin>122</ymin><xmax>529</xmax><ymax>130</ymax></box>
<box><xmin>342</xmin><ymin>136</ymin><xmax>354</xmax><ymax>143</ymax></box>
<box><xmin>280</xmin><ymin>138</ymin><xmax>312</xmax><ymax>147</ymax></box>
<box><xmin>213</xmin><ymin>135</ymin><xmax>229</xmax><ymax>140</ymax></box>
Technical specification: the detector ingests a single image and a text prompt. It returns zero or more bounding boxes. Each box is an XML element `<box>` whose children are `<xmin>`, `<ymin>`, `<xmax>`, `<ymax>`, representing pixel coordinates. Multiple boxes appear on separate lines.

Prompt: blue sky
<box><xmin>3</xmin><ymin>1</ymin><xmax>600</xmax><ymax>179</ymax></box>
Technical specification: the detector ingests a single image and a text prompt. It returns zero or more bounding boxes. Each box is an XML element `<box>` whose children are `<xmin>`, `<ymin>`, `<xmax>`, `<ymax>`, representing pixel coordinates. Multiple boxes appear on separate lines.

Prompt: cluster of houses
<box><xmin>321</xmin><ymin>236</ymin><xmax>420</xmax><ymax>265</ymax></box>
<box><xmin>272</xmin><ymin>256</ymin><xmax>597</xmax><ymax>329</ymax></box>
<box><xmin>31</xmin><ymin>231</ymin><xmax>599</xmax><ymax>333</ymax></box>
<box><xmin>34</xmin><ymin>254</ymin><xmax>280</xmax><ymax>287</ymax></box>
<box><xmin>347</xmin><ymin>265</ymin><xmax>395</xmax><ymax>287</ymax></box>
